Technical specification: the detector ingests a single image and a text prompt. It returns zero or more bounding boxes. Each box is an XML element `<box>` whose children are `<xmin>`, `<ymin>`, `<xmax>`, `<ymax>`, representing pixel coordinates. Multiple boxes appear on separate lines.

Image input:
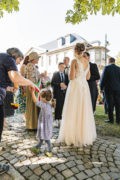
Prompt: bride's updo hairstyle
<box><xmin>74</xmin><ymin>43</ymin><xmax>85</xmax><ymax>55</ymax></box>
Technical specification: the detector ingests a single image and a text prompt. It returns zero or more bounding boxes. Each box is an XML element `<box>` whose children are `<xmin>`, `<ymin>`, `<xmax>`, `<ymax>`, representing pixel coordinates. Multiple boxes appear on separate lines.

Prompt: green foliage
<box><xmin>116</xmin><ymin>52</ymin><xmax>120</xmax><ymax>66</ymax></box>
<box><xmin>66</xmin><ymin>0</ymin><xmax>120</xmax><ymax>24</ymax></box>
<box><xmin>95</xmin><ymin>105</ymin><xmax>120</xmax><ymax>137</ymax></box>
<box><xmin>0</xmin><ymin>0</ymin><xmax>19</xmax><ymax>17</ymax></box>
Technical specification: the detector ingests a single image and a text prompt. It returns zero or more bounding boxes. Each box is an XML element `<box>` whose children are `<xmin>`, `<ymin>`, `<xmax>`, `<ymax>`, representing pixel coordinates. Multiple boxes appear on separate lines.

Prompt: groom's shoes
<box><xmin>104</xmin><ymin>119</ymin><xmax>113</xmax><ymax>124</ymax></box>
<box><xmin>54</xmin><ymin>120</ymin><xmax>61</xmax><ymax>128</ymax></box>
<box><xmin>54</xmin><ymin>120</ymin><xmax>59</xmax><ymax>128</ymax></box>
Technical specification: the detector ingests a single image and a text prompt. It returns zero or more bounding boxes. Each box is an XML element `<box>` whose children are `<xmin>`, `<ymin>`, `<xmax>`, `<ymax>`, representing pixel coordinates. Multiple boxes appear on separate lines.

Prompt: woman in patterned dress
<box><xmin>25</xmin><ymin>52</ymin><xmax>41</xmax><ymax>130</ymax></box>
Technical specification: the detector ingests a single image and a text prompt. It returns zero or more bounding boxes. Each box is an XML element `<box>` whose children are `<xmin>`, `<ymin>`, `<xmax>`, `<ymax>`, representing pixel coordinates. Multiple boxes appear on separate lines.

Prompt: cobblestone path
<box><xmin>0</xmin><ymin>114</ymin><xmax>120</xmax><ymax>180</ymax></box>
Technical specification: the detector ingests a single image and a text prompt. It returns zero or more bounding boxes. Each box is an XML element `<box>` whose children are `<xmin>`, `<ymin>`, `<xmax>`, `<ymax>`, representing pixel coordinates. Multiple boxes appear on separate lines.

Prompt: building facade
<box><xmin>26</xmin><ymin>33</ymin><xmax>109</xmax><ymax>77</ymax></box>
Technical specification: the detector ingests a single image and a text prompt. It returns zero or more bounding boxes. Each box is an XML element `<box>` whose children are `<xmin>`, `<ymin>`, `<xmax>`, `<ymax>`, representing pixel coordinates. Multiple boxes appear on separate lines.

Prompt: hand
<box><xmin>6</xmin><ymin>86</ymin><xmax>14</xmax><ymax>92</ymax></box>
<box><xmin>60</xmin><ymin>83</ymin><xmax>65</xmax><ymax>88</ymax></box>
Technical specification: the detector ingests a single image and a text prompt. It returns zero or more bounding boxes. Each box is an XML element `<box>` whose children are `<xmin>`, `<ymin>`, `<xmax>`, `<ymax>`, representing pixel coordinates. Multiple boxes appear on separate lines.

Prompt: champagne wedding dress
<box><xmin>58</xmin><ymin>59</ymin><xmax>97</xmax><ymax>146</ymax></box>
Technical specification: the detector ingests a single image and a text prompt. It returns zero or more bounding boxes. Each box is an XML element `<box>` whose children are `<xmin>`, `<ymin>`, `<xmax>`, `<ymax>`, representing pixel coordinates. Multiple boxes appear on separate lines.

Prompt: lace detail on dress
<box><xmin>75</xmin><ymin>59</ymin><xmax>89</xmax><ymax>79</ymax></box>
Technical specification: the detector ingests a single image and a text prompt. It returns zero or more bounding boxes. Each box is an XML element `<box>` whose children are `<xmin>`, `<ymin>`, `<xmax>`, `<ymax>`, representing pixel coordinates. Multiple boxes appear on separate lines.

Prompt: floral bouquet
<box><xmin>10</xmin><ymin>102</ymin><xmax>19</xmax><ymax>109</ymax></box>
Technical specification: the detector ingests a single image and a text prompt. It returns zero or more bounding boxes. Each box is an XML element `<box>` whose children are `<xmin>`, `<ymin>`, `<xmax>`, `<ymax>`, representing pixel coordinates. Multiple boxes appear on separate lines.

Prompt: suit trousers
<box><xmin>105</xmin><ymin>91</ymin><xmax>120</xmax><ymax>123</ymax></box>
<box><xmin>0</xmin><ymin>105</ymin><xmax>4</xmax><ymax>141</ymax></box>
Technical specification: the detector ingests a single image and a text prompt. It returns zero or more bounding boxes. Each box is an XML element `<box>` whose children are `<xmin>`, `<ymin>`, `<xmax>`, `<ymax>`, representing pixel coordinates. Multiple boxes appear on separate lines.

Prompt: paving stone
<box><xmin>109</xmin><ymin>167</ymin><xmax>120</xmax><ymax>172</ymax></box>
<box><xmin>67</xmin><ymin>156</ymin><xmax>76</xmax><ymax>161</ymax></box>
<box><xmin>67</xmin><ymin>177</ymin><xmax>77</xmax><ymax>180</ymax></box>
<box><xmin>65</xmin><ymin>160</ymin><xmax>76</xmax><ymax>168</ymax></box>
<box><xmin>84</xmin><ymin>162</ymin><xmax>94</xmax><ymax>169</ymax></box>
<box><xmin>41</xmin><ymin>171</ymin><xmax>52</xmax><ymax>180</ymax></box>
<box><xmin>101</xmin><ymin>173</ymin><xmax>111</xmax><ymax>180</ymax></box>
<box><xmin>77</xmin><ymin>164</ymin><xmax>85</xmax><ymax>171</ymax></box>
<box><xmin>62</xmin><ymin>169</ymin><xmax>74</xmax><ymax>178</ymax></box>
<box><xmin>49</xmin><ymin>168</ymin><xmax>58</xmax><ymax>175</ymax></box>
<box><xmin>42</xmin><ymin>164</ymin><xmax>52</xmax><ymax>171</ymax></box>
<box><xmin>100</xmin><ymin>167</ymin><xmax>109</xmax><ymax>173</ymax></box>
<box><xmin>27</xmin><ymin>174</ymin><xmax>39</xmax><ymax>180</ymax></box>
<box><xmin>75</xmin><ymin>172</ymin><xmax>88</xmax><ymax>180</ymax></box>
<box><xmin>55</xmin><ymin>173</ymin><xmax>64</xmax><ymax>180</ymax></box>
<box><xmin>0</xmin><ymin>156</ymin><xmax>4</xmax><ymax>161</ymax></box>
<box><xmin>50</xmin><ymin>177</ymin><xmax>57</xmax><ymax>180</ymax></box>
<box><xmin>29</xmin><ymin>164</ymin><xmax>40</xmax><ymax>170</ymax></box>
<box><xmin>108</xmin><ymin>172</ymin><xmax>120</xmax><ymax>179</ymax></box>
<box><xmin>10</xmin><ymin>158</ymin><xmax>19</xmax><ymax>164</ymax></box>
<box><xmin>93</xmin><ymin>175</ymin><xmax>103</xmax><ymax>180</ymax></box>
<box><xmin>56</xmin><ymin>164</ymin><xmax>67</xmax><ymax>172</ymax></box>
<box><xmin>0</xmin><ymin>173</ymin><xmax>13</xmax><ymax>180</ymax></box>
<box><xmin>71</xmin><ymin>167</ymin><xmax>79</xmax><ymax>174</ymax></box>
<box><xmin>84</xmin><ymin>169</ymin><xmax>95</xmax><ymax>177</ymax></box>
<box><xmin>92</xmin><ymin>167</ymin><xmax>101</xmax><ymax>174</ymax></box>
<box><xmin>34</xmin><ymin>166</ymin><xmax>44</xmax><ymax>176</ymax></box>
<box><xmin>107</xmin><ymin>156</ymin><xmax>113</xmax><ymax>162</ymax></box>
<box><xmin>18</xmin><ymin>166</ymin><xmax>28</xmax><ymax>173</ymax></box>
<box><xmin>76</xmin><ymin>159</ymin><xmax>83</xmax><ymax>165</ymax></box>
<box><xmin>23</xmin><ymin>169</ymin><xmax>33</xmax><ymax>178</ymax></box>
<box><xmin>108</xmin><ymin>161</ymin><xmax>116</xmax><ymax>167</ymax></box>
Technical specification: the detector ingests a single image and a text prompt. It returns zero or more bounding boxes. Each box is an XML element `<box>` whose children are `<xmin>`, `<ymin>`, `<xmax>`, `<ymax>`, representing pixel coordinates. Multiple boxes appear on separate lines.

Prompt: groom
<box><xmin>51</xmin><ymin>62</ymin><xmax>69</xmax><ymax>127</ymax></box>
<box><xmin>84</xmin><ymin>52</ymin><xmax>100</xmax><ymax>112</ymax></box>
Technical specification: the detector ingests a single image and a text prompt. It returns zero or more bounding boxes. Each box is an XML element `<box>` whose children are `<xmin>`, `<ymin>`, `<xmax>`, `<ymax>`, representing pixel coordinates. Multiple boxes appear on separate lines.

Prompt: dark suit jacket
<box><xmin>51</xmin><ymin>71</ymin><xmax>69</xmax><ymax>99</ymax></box>
<box><xmin>88</xmin><ymin>62</ymin><xmax>100</xmax><ymax>91</ymax></box>
<box><xmin>100</xmin><ymin>64</ymin><xmax>120</xmax><ymax>92</ymax></box>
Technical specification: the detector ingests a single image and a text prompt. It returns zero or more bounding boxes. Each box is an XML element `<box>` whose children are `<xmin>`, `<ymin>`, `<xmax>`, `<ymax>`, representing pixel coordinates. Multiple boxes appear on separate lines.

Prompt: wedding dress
<box><xmin>58</xmin><ymin>59</ymin><xmax>97</xmax><ymax>146</ymax></box>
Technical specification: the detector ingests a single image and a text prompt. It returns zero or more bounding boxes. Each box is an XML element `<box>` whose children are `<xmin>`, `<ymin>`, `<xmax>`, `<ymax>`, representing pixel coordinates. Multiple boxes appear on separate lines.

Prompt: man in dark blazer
<box><xmin>84</xmin><ymin>52</ymin><xmax>100</xmax><ymax>112</ymax></box>
<box><xmin>51</xmin><ymin>62</ymin><xmax>69</xmax><ymax>127</ymax></box>
<box><xmin>100</xmin><ymin>57</ymin><xmax>120</xmax><ymax>124</ymax></box>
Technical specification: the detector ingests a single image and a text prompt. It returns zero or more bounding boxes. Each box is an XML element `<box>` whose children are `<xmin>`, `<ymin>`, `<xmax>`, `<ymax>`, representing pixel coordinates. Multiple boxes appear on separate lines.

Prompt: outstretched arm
<box><xmin>8</xmin><ymin>70</ymin><xmax>35</xmax><ymax>87</ymax></box>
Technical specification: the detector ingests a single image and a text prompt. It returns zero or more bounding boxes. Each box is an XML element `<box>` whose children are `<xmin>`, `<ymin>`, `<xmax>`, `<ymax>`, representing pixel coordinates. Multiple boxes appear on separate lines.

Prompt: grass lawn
<box><xmin>95</xmin><ymin>105</ymin><xmax>120</xmax><ymax>137</ymax></box>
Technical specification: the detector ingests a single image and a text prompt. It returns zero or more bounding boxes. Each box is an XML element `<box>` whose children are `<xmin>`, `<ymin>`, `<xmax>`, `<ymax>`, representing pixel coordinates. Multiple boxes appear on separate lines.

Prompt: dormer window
<box><xmin>66</xmin><ymin>35</ymin><xmax>70</xmax><ymax>45</ymax></box>
<box><xmin>57</xmin><ymin>37</ymin><xmax>65</xmax><ymax>47</ymax></box>
<box><xmin>65</xmin><ymin>34</ymin><xmax>76</xmax><ymax>45</ymax></box>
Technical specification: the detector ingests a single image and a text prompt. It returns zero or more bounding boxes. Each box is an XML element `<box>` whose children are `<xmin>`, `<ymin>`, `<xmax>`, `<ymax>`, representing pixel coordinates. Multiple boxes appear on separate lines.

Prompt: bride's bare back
<box><xmin>69</xmin><ymin>56</ymin><xmax>90</xmax><ymax>80</ymax></box>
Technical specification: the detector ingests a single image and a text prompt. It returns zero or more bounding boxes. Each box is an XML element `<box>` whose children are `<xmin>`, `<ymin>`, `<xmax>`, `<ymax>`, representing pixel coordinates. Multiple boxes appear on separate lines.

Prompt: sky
<box><xmin>0</xmin><ymin>0</ymin><xmax>120</xmax><ymax>57</ymax></box>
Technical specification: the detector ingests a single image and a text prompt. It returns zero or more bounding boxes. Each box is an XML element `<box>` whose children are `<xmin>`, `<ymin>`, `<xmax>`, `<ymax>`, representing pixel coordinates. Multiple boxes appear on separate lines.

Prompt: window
<box><xmin>56</xmin><ymin>54</ymin><xmax>59</xmax><ymax>64</ymax></box>
<box><xmin>49</xmin><ymin>56</ymin><xmax>51</xmax><ymax>66</ymax></box>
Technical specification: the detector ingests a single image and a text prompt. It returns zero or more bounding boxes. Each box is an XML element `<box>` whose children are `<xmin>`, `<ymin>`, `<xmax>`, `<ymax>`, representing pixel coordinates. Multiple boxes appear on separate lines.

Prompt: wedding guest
<box><xmin>84</xmin><ymin>52</ymin><xmax>100</xmax><ymax>112</ymax></box>
<box><xmin>0</xmin><ymin>47</ymin><xmax>35</xmax><ymax>174</ymax></box>
<box><xmin>63</xmin><ymin>57</ymin><xmax>70</xmax><ymax>74</ymax></box>
<box><xmin>41</xmin><ymin>70</ymin><xmax>51</xmax><ymax>89</ymax></box>
<box><xmin>16</xmin><ymin>56</ymin><xmax>29</xmax><ymax>114</ymax></box>
<box><xmin>100</xmin><ymin>57</ymin><xmax>120</xmax><ymax>124</ymax></box>
<box><xmin>51</xmin><ymin>62</ymin><xmax>69</xmax><ymax>127</ymax></box>
<box><xmin>30</xmin><ymin>89</ymin><xmax>55</xmax><ymax>157</ymax></box>
<box><xmin>25</xmin><ymin>52</ymin><xmax>41</xmax><ymax>130</ymax></box>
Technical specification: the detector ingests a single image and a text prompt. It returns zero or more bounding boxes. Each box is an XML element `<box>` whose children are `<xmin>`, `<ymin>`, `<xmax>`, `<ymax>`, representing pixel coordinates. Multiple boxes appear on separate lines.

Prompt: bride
<box><xmin>58</xmin><ymin>43</ymin><xmax>97</xmax><ymax>146</ymax></box>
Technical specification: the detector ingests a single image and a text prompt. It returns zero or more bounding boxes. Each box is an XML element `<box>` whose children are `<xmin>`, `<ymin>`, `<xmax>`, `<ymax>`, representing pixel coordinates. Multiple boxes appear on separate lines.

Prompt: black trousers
<box><xmin>105</xmin><ymin>91</ymin><xmax>120</xmax><ymax>123</ymax></box>
<box><xmin>55</xmin><ymin>91</ymin><xmax>65</xmax><ymax>120</ymax></box>
<box><xmin>0</xmin><ymin>105</ymin><xmax>4</xmax><ymax>141</ymax></box>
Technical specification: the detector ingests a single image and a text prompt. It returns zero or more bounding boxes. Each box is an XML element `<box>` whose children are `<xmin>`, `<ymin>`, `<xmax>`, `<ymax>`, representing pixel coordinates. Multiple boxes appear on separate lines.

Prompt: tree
<box><xmin>65</xmin><ymin>0</ymin><xmax>120</xmax><ymax>24</ymax></box>
<box><xmin>0</xmin><ymin>0</ymin><xmax>19</xmax><ymax>17</ymax></box>
<box><xmin>116</xmin><ymin>52</ymin><xmax>120</xmax><ymax>66</ymax></box>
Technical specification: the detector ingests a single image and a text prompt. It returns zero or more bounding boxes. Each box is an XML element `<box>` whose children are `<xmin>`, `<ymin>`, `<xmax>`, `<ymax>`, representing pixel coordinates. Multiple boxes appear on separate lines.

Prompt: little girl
<box><xmin>31</xmin><ymin>88</ymin><xmax>55</xmax><ymax>157</ymax></box>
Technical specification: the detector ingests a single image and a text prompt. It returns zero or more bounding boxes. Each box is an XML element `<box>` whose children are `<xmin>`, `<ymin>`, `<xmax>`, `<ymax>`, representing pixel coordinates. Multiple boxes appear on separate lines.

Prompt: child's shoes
<box><xmin>45</xmin><ymin>151</ymin><xmax>53</xmax><ymax>157</ymax></box>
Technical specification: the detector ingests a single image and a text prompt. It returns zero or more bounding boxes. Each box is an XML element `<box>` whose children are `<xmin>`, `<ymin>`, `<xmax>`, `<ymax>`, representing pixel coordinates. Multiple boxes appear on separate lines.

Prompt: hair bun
<box><xmin>74</xmin><ymin>43</ymin><xmax>85</xmax><ymax>55</ymax></box>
